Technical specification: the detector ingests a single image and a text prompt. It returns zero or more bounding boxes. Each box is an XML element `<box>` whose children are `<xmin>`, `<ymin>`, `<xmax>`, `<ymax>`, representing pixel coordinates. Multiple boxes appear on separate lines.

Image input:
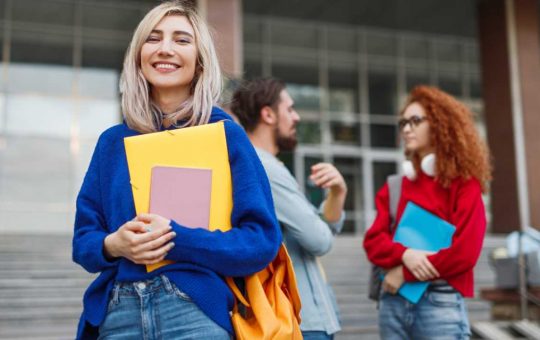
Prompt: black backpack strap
<box><xmin>368</xmin><ymin>174</ymin><xmax>403</xmax><ymax>303</ymax></box>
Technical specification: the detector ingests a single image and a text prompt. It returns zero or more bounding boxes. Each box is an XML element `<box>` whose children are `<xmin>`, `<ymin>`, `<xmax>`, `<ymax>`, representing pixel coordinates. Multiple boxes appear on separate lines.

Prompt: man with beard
<box><xmin>231</xmin><ymin>77</ymin><xmax>347</xmax><ymax>340</ymax></box>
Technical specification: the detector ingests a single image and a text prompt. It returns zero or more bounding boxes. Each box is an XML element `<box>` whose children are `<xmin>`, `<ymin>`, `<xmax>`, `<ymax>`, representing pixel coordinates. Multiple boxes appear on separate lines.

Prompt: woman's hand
<box><xmin>382</xmin><ymin>265</ymin><xmax>405</xmax><ymax>294</ymax></box>
<box><xmin>402</xmin><ymin>248</ymin><xmax>439</xmax><ymax>281</ymax></box>
<box><xmin>103</xmin><ymin>214</ymin><xmax>175</xmax><ymax>265</ymax></box>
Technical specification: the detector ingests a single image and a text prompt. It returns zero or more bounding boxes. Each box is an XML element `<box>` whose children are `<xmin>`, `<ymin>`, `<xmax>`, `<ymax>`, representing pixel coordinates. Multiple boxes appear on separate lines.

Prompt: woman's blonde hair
<box><xmin>120</xmin><ymin>0</ymin><xmax>222</xmax><ymax>133</ymax></box>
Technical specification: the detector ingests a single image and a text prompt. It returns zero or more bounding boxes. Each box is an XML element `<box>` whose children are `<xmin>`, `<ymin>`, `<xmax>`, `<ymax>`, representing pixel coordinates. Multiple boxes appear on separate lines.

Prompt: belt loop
<box><xmin>112</xmin><ymin>282</ymin><xmax>120</xmax><ymax>304</ymax></box>
<box><xmin>161</xmin><ymin>274</ymin><xmax>174</xmax><ymax>294</ymax></box>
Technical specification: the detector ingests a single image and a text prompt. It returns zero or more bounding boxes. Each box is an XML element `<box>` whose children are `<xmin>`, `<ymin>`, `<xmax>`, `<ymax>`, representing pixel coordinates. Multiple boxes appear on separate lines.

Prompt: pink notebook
<box><xmin>149</xmin><ymin>166</ymin><xmax>212</xmax><ymax>229</ymax></box>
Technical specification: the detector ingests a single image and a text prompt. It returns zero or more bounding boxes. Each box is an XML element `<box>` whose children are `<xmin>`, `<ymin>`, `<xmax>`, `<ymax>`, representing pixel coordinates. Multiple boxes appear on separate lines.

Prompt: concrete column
<box><xmin>478</xmin><ymin>0</ymin><xmax>540</xmax><ymax>232</ymax></box>
<box><xmin>198</xmin><ymin>0</ymin><xmax>243</xmax><ymax>78</ymax></box>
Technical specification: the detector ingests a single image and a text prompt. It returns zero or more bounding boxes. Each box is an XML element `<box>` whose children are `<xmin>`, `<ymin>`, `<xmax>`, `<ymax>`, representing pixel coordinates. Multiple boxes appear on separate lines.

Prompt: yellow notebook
<box><xmin>124</xmin><ymin>121</ymin><xmax>233</xmax><ymax>272</ymax></box>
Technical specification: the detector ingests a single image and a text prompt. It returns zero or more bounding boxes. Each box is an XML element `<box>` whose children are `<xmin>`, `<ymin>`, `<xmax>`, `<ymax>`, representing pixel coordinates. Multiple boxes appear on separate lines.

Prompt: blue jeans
<box><xmin>378</xmin><ymin>290</ymin><xmax>471</xmax><ymax>340</ymax></box>
<box><xmin>302</xmin><ymin>331</ymin><xmax>334</xmax><ymax>340</ymax></box>
<box><xmin>98</xmin><ymin>275</ymin><xmax>230</xmax><ymax>340</ymax></box>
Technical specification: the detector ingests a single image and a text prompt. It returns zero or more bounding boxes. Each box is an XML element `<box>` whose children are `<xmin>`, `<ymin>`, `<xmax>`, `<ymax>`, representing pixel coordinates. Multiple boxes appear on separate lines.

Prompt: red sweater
<box><xmin>363</xmin><ymin>172</ymin><xmax>486</xmax><ymax>297</ymax></box>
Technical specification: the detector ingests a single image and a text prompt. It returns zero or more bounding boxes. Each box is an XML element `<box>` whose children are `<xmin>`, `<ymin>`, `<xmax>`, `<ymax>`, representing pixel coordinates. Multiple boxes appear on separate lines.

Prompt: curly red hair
<box><xmin>402</xmin><ymin>86</ymin><xmax>492</xmax><ymax>192</ymax></box>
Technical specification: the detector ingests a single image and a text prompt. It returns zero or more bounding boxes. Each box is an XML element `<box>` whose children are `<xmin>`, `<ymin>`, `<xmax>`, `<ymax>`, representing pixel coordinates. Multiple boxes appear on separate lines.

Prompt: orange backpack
<box><xmin>226</xmin><ymin>244</ymin><xmax>303</xmax><ymax>339</ymax></box>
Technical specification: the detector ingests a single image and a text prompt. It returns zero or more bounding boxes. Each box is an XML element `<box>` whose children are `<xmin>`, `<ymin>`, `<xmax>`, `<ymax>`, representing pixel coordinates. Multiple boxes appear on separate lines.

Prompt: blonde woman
<box><xmin>72</xmin><ymin>1</ymin><xmax>281</xmax><ymax>339</ymax></box>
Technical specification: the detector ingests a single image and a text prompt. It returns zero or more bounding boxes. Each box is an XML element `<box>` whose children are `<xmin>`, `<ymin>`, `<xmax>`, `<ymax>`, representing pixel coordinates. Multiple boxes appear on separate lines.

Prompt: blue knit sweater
<box><xmin>72</xmin><ymin>107</ymin><xmax>281</xmax><ymax>339</ymax></box>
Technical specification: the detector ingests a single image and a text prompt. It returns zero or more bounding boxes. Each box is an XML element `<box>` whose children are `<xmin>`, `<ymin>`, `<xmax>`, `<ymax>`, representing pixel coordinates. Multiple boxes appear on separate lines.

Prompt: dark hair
<box><xmin>230</xmin><ymin>77</ymin><xmax>286</xmax><ymax>132</ymax></box>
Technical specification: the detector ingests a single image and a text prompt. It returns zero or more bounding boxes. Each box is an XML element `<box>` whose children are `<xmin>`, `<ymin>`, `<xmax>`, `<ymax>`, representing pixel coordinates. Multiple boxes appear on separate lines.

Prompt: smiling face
<box><xmin>140</xmin><ymin>15</ymin><xmax>197</xmax><ymax>99</ymax></box>
<box><xmin>400</xmin><ymin>102</ymin><xmax>433</xmax><ymax>157</ymax></box>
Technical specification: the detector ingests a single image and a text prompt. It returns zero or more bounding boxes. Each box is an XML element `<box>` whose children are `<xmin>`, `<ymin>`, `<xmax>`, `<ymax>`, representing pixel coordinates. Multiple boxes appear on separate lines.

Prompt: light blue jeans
<box><xmin>378</xmin><ymin>289</ymin><xmax>471</xmax><ymax>340</ymax></box>
<box><xmin>302</xmin><ymin>331</ymin><xmax>334</xmax><ymax>340</ymax></box>
<box><xmin>98</xmin><ymin>275</ymin><xmax>230</xmax><ymax>340</ymax></box>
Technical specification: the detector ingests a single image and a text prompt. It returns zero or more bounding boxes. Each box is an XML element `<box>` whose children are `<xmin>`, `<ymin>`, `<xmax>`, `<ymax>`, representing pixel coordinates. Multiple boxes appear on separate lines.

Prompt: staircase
<box><xmin>0</xmin><ymin>234</ymin><xmax>95</xmax><ymax>340</ymax></box>
<box><xmin>0</xmin><ymin>233</ymin><xmax>537</xmax><ymax>339</ymax></box>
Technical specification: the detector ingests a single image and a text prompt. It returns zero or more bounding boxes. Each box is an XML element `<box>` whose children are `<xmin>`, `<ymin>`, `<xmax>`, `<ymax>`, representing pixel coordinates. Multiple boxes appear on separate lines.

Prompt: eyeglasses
<box><xmin>398</xmin><ymin>116</ymin><xmax>428</xmax><ymax>131</ymax></box>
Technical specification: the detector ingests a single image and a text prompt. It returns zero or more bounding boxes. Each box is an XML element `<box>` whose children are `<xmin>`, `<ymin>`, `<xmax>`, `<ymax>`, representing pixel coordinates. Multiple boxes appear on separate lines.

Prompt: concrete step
<box><xmin>510</xmin><ymin>319</ymin><xmax>540</xmax><ymax>339</ymax></box>
<box><xmin>0</xmin><ymin>319</ymin><xmax>77</xmax><ymax>339</ymax></box>
<box><xmin>0</xmin><ymin>268</ymin><xmax>94</xmax><ymax>279</ymax></box>
<box><xmin>0</xmin><ymin>306</ymin><xmax>83</xmax><ymax>321</ymax></box>
<box><xmin>0</xmin><ymin>277</ymin><xmax>94</xmax><ymax>289</ymax></box>
<box><xmin>472</xmin><ymin>321</ymin><xmax>520</xmax><ymax>340</ymax></box>
<box><xmin>0</xmin><ymin>295</ymin><xmax>82</xmax><ymax>308</ymax></box>
<box><xmin>0</xmin><ymin>286</ymin><xmax>86</xmax><ymax>298</ymax></box>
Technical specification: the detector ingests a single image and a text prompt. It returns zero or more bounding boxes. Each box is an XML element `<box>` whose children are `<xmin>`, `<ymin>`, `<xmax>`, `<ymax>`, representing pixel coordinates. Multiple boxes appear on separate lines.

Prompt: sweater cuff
<box><xmin>402</xmin><ymin>266</ymin><xmax>416</xmax><ymax>282</ymax></box>
<box><xmin>96</xmin><ymin>232</ymin><xmax>120</xmax><ymax>267</ymax></box>
<box><xmin>394</xmin><ymin>243</ymin><xmax>408</xmax><ymax>264</ymax></box>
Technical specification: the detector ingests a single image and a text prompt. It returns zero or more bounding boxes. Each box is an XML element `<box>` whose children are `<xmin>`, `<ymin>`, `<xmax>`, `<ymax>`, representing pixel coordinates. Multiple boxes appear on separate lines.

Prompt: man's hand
<box><xmin>311</xmin><ymin>163</ymin><xmax>347</xmax><ymax>223</ymax></box>
<box><xmin>310</xmin><ymin>163</ymin><xmax>347</xmax><ymax>195</ymax></box>
<box><xmin>382</xmin><ymin>265</ymin><xmax>405</xmax><ymax>294</ymax></box>
<box><xmin>402</xmin><ymin>248</ymin><xmax>439</xmax><ymax>281</ymax></box>
<box><xmin>103</xmin><ymin>214</ymin><xmax>175</xmax><ymax>265</ymax></box>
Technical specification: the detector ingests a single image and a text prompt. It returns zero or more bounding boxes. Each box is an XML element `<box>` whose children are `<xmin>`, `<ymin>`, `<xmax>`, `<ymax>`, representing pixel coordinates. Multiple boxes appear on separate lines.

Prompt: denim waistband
<box><xmin>112</xmin><ymin>275</ymin><xmax>175</xmax><ymax>297</ymax></box>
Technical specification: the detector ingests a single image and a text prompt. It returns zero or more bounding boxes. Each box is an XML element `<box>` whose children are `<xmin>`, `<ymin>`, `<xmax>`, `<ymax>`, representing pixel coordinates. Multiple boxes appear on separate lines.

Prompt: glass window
<box><xmin>366</xmin><ymin>32</ymin><xmax>396</xmax><ymax>57</ymax></box>
<box><xmin>272</xmin><ymin>63</ymin><xmax>319</xmax><ymax>87</ymax></box>
<box><xmin>405</xmin><ymin>71</ymin><xmax>431</xmax><ymax>92</ymax></box>
<box><xmin>6</xmin><ymin>94</ymin><xmax>73</xmax><ymax>138</ymax></box>
<box><xmin>78</xmin><ymin>98</ymin><xmax>121</xmax><ymax>139</ymax></box>
<box><xmin>12</xmin><ymin>0</ymin><xmax>74</xmax><ymax>26</ymax></box>
<box><xmin>8</xmin><ymin>63</ymin><xmax>73</xmax><ymax>96</ymax></box>
<box><xmin>329</xmin><ymin>66</ymin><xmax>359</xmax><ymax>113</ymax></box>
<box><xmin>0</xmin><ymin>23</ymin><xmax>3</xmax><ymax>64</ymax></box>
<box><xmin>0</xmin><ymin>93</ymin><xmax>5</xmax><ymax>131</ymax></box>
<box><xmin>82</xmin><ymin>2</ymin><xmax>143</xmax><ymax>31</ymax></box>
<box><xmin>244</xmin><ymin>17</ymin><xmax>262</xmax><ymax>44</ymax></box>
<box><xmin>372</xmin><ymin>161</ymin><xmax>397</xmax><ymax>198</ymax></box>
<box><xmin>286</xmin><ymin>83</ymin><xmax>320</xmax><ymax>112</ymax></box>
<box><xmin>11</xmin><ymin>34</ymin><xmax>73</xmax><ymax>66</ymax></box>
<box><xmin>470</xmin><ymin>78</ymin><xmax>482</xmax><ymax>100</ymax></box>
<box><xmin>0</xmin><ymin>136</ymin><xmax>71</xmax><ymax>204</ymax></box>
<box><xmin>271</xmin><ymin>22</ymin><xmax>318</xmax><ymax>49</ymax></box>
<box><xmin>297</xmin><ymin>121</ymin><xmax>320</xmax><ymax>144</ymax></box>
<box><xmin>467</xmin><ymin>44</ymin><xmax>480</xmax><ymax>66</ymax></box>
<box><xmin>82</xmin><ymin>40</ymin><xmax>129</xmax><ymax>70</ymax></box>
<box><xmin>331</xmin><ymin>121</ymin><xmax>361</xmax><ymax>145</ymax></box>
<box><xmin>370</xmin><ymin>124</ymin><xmax>397</xmax><ymax>148</ymax></box>
<box><xmin>435</xmin><ymin>41</ymin><xmax>462</xmax><ymax>64</ymax></box>
<box><xmin>303</xmin><ymin>156</ymin><xmax>324</xmax><ymax>207</ymax></box>
<box><xmin>334</xmin><ymin>157</ymin><xmax>363</xmax><ymax>233</ymax></box>
<box><xmin>368</xmin><ymin>71</ymin><xmax>396</xmax><ymax>115</ymax></box>
<box><xmin>278</xmin><ymin>151</ymin><xmax>294</xmax><ymax>174</ymax></box>
<box><xmin>403</xmin><ymin>37</ymin><xmax>429</xmax><ymax>61</ymax></box>
<box><xmin>439</xmin><ymin>75</ymin><xmax>462</xmax><ymax>97</ymax></box>
<box><xmin>78</xmin><ymin>68</ymin><xmax>119</xmax><ymax>99</ymax></box>
<box><xmin>244</xmin><ymin>61</ymin><xmax>263</xmax><ymax>80</ymax></box>
<box><xmin>327</xmin><ymin>27</ymin><xmax>357</xmax><ymax>53</ymax></box>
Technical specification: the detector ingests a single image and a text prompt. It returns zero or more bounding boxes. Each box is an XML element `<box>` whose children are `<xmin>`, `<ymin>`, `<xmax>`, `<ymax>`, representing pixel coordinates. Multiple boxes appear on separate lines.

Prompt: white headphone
<box><xmin>402</xmin><ymin>153</ymin><xmax>436</xmax><ymax>181</ymax></box>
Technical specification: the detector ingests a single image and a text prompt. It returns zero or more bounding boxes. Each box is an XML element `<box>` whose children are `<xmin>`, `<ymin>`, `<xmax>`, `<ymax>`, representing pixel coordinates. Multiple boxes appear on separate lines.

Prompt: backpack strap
<box><xmin>387</xmin><ymin>174</ymin><xmax>402</xmax><ymax>232</ymax></box>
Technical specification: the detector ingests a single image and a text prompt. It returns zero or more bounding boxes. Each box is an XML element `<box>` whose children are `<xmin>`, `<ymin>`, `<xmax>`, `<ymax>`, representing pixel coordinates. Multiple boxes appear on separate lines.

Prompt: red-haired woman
<box><xmin>363</xmin><ymin>85</ymin><xmax>492</xmax><ymax>339</ymax></box>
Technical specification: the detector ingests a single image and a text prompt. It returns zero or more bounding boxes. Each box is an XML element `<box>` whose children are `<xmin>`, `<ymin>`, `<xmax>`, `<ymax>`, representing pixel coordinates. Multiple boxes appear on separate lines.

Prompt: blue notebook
<box><xmin>394</xmin><ymin>202</ymin><xmax>456</xmax><ymax>303</ymax></box>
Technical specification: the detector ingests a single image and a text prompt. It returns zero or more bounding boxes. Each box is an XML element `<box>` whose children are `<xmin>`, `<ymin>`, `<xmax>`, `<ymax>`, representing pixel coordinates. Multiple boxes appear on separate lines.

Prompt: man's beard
<box><xmin>275</xmin><ymin>126</ymin><xmax>298</xmax><ymax>152</ymax></box>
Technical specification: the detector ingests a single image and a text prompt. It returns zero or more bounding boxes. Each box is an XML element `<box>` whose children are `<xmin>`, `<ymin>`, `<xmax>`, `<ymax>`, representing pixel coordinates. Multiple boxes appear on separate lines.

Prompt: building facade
<box><xmin>1</xmin><ymin>0</ymin><xmax>538</xmax><ymax>234</ymax></box>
